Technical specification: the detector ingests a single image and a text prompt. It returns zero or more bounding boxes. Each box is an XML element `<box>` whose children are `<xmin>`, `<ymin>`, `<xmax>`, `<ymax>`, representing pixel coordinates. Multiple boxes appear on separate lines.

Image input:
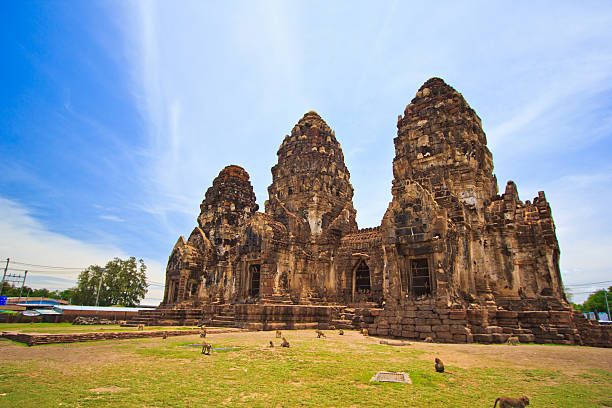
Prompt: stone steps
<box><xmin>331</xmin><ymin>319</ymin><xmax>355</xmax><ymax>330</ymax></box>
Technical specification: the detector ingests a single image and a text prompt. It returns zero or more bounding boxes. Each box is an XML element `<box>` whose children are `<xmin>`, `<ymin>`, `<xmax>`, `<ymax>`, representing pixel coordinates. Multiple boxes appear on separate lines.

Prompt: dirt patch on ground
<box><xmin>2</xmin><ymin>328</ymin><xmax>611</xmax><ymax>376</ymax></box>
<box><xmin>0</xmin><ymin>339</ymin><xmax>133</xmax><ymax>364</ymax></box>
<box><xmin>407</xmin><ymin>341</ymin><xmax>612</xmax><ymax>373</ymax></box>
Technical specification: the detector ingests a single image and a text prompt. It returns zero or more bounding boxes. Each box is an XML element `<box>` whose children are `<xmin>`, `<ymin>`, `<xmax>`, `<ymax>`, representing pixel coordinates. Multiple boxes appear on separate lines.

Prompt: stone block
<box><xmin>486</xmin><ymin>326</ymin><xmax>503</xmax><ymax>334</ymax></box>
<box><xmin>390</xmin><ymin>327</ymin><xmax>403</xmax><ymax>337</ymax></box>
<box><xmin>415</xmin><ymin>325</ymin><xmax>432</xmax><ymax>333</ymax></box>
<box><xmin>450</xmin><ymin>324</ymin><xmax>468</xmax><ymax>334</ymax></box>
<box><xmin>495</xmin><ymin>310</ymin><xmax>518</xmax><ymax>319</ymax></box>
<box><xmin>491</xmin><ymin>333</ymin><xmax>510</xmax><ymax>343</ymax></box>
<box><xmin>401</xmin><ymin>317</ymin><xmax>416</xmax><ymax>325</ymax></box>
<box><xmin>516</xmin><ymin>334</ymin><xmax>535</xmax><ymax>343</ymax></box>
<box><xmin>449</xmin><ymin>310</ymin><xmax>467</xmax><ymax>320</ymax></box>
<box><xmin>435</xmin><ymin>332</ymin><xmax>453</xmax><ymax>341</ymax></box>
<box><xmin>550</xmin><ymin>311</ymin><xmax>571</xmax><ymax>323</ymax></box>
<box><xmin>416</xmin><ymin>311</ymin><xmax>436</xmax><ymax>319</ymax></box>
<box><xmin>377</xmin><ymin>328</ymin><xmax>389</xmax><ymax>336</ymax></box>
<box><xmin>473</xmin><ymin>333</ymin><xmax>492</xmax><ymax>343</ymax></box>
<box><xmin>401</xmin><ymin>329</ymin><xmax>417</xmax><ymax>338</ymax></box>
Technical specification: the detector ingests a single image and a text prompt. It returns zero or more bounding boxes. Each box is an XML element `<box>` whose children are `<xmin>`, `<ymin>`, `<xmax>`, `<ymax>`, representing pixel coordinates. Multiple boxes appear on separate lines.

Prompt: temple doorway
<box><xmin>249</xmin><ymin>264</ymin><xmax>261</xmax><ymax>296</ymax></box>
<box><xmin>354</xmin><ymin>260</ymin><xmax>371</xmax><ymax>294</ymax></box>
<box><xmin>410</xmin><ymin>258</ymin><xmax>431</xmax><ymax>296</ymax></box>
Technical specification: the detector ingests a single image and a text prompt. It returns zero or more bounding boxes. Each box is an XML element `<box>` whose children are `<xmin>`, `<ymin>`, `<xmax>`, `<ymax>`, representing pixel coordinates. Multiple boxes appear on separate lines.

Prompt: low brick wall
<box><xmin>365</xmin><ymin>299</ymin><xmax>612</xmax><ymax>347</ymax></box>
<box><xmin>0</xmin><ymin>329</ymin><xmax>204</xmax><ymax>346</ymax></box>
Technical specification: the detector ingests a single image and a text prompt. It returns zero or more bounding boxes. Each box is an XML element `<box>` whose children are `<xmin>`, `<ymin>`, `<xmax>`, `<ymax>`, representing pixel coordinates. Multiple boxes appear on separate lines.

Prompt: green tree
<box><xmin>581</xmin><ymin>286</ymin><xmax>612</xmax><ymax>315</ymax></box>
<box><xmin>72</xmin><ymin>257</ymin><xmax>148</xmax><ymax>306</ymax></box>
<box><xmin>0</xmin><ymin>283</ymin><xmax>70</xmax><ymax>301</ymax></box>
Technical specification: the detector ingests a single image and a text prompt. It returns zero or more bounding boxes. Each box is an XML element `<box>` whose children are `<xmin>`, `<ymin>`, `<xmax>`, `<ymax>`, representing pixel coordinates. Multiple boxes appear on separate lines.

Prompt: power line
<box><xmin>5</xmin><ymin>267</ymin><xmax>81</xmax><ymax>275</ymax></box>
<box><xmin>9</xmin><ymin>260</ymin><xmax>86</xmax><ymax>270</ymax></box>
<box><xmin>565</xmin><ymin>280</ymin><xmax>612</xmax><ymax>287</ymax></box>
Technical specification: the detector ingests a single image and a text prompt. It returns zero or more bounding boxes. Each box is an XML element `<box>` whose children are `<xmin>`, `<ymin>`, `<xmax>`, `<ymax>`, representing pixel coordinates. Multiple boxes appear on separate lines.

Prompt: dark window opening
<box><xmin>288</xmin><ymin>187</ymin><xmax>293</xmax><ymax>196</ymax></box>
<box><xmin>410</xmin><ymin>258</ymin><xmax>431</xmax><ymax>296</ymax></box>
<box><xmin>249</xmin><ymin>264</ymin><xmax>261</xmax><ymax>297</ymax></box>
<box><xmin>355</xmin><ymin>261</ymin><xmax>371</xmax><ymax>294</ymax></box>
<box><xmin>171</xmin><ymin>281</ymin><xmax>179</xmax><ymax>303</ymax></box>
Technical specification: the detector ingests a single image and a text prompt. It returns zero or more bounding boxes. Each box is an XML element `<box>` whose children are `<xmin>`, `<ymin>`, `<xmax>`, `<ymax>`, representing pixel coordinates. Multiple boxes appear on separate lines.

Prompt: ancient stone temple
<box><xmin>143</xmin><ymin>78</ymin><xmax>610</xmax><ymax>347</ymax></box>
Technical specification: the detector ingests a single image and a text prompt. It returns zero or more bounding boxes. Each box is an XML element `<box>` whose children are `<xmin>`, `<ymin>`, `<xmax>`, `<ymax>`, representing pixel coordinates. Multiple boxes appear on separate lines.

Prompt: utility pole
<box><xmin>605</xmin><ymin>288</ymin><xmax>611</xmax><ymax>321</ymax></box>
<box><xmin>0</xmin><ymin>258</ymin><xmax>10</xmax><ymax>296</ymax></box>
<box><xmin>95</xmin><ymin>268</ymin><xmax>107</xmax><ymax>307</ymax></box>
<box><xmin>18</xmin><ymin>271</ymin><xmax>27</xmax><ymax>301</ymax></box>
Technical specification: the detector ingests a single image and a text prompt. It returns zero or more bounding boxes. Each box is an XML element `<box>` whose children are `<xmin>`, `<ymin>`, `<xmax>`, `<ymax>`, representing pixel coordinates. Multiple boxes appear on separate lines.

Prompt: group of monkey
<box><xmin>267</xmin><ymin>327</ymin><xmax>362</xmax><ymax>347</ymax></box>
<box><xmin>196</xmin><ymin>326</ymin><xmax>529</xmax><ymax>407</ymax></box>
<box><xmin>268</xmin><ymin>330</ymin><xmax>291</xmax><ymax>348</ymax></box>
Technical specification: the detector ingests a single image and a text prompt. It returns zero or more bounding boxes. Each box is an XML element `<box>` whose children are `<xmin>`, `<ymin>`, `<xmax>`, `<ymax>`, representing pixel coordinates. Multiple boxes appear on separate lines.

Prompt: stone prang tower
<box><xmin>155</xmin><ymin>78</ymin><xmax>610</xmax><ymax>348</ymax></box>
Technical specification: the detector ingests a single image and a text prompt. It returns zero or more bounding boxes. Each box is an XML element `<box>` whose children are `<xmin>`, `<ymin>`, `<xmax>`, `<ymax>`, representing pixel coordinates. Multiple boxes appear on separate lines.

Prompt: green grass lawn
<box><xmin>0</xmin><ymin>329</ymin><xmax>610</xmax><ymax>407</ymax></box>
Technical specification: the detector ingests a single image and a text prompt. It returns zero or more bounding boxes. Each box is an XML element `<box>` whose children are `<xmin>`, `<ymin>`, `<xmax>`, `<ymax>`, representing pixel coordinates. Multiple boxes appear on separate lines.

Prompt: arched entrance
<box><xmin>353</xmin><ymin>260</ymin><xmax>371</xmax><ymax>297</ymax></box>
<box><xmin>249</xmin><ymin>264</ymin><xmax>261</xmax><ymax>297</ymax></box>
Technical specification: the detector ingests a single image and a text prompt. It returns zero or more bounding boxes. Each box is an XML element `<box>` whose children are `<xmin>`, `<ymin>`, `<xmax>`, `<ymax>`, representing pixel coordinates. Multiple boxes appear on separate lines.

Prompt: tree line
<box><xmin>2</xmin><ymin>257</ymin><xmax>148</xmax><ymax>307</ymax></box>
<box><xmin>571</xmin><ymin>286</ymin><xmax>612</xmax><ymax>317</ymax></box>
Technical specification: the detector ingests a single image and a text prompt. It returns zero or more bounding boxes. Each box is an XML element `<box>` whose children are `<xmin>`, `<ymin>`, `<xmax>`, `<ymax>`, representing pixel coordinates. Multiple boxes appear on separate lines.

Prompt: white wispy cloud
<box><xmin>0</xmin><ymin>197</ymin><xmax>164</xmax><ymax>305</ymax></box>
<box><xmin>98</xmin><ymin>214</ymin><xmax>124</xmax><ymax>222</ymax></box>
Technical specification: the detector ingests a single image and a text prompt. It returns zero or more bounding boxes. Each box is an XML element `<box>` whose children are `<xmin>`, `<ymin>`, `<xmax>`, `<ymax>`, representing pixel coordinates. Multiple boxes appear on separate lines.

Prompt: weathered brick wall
<box><xmin>1</xmin><ymin>329</ymin><xmax>201</xmax><ymax>346</ymax></box>
<box><xmin>366</xmin><ymin>302</ymin><xmax>611</xmax><ymax>347</ymax></box>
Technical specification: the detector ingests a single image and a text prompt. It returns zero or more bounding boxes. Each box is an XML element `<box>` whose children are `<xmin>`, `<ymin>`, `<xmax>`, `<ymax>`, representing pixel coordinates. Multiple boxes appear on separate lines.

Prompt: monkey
<box><xmin>316</xmin><ymin>329</ymin><xmax>326</xmax><ymax>338</ymax></box>
<box><xmin>281</xmin><ymin>337</ymin><xmax>290</xmax><ymax>348</ymax></box>
<box><xmin>434</xmin><ymin>357</ymin><xmax>445</xmax><ymax>373</ymax></box>
<box><xmin>201</xmin><ymin>342</ymin><xmax>212</xmax><ymax>355</ymax></box>
<box><xmin>269</xmin><ymin>341</ymin><xmax>274</xmax><ymax>347</ymax></box>
<box><xmin>162</xmin><ymin>332</ymin><xmax>168</xmax><ymax>340</ymax></box>
<box><xmin>338</xmin><ymin>329</ymin><xmax>344</xmax><ymax>335</ymax></box>
<box><xmin>506</xmin><ymin>336</ymin><xmax>520</xmax><ymax>345</ymax></box>
<box><xmin>200</xmin><ymin>328</ymin><xmax>207</xmax><ymax>338</ymax></box>
<box><xmin>361</xmin><ymin>328</ymin><xmax>369</xmax><ymax>336</ymax></box>
<box><xmin>137</xmin><ymin>324</ymin><xmax>144</xmax><ymax>331</ymax></box>
<box><xmin>493</xmin><ymin>396</ymin><xmax>529</xmax><ymax>407</ymax></box>
<box><xmin>424</xmin><ymin>336</ymin><xmax>434</xmax><ymax>343</ymax></box>
<box><xmin>276</xmin><ymin>330</ymin><xmax>282</xmax><ymax>338</ymax></box>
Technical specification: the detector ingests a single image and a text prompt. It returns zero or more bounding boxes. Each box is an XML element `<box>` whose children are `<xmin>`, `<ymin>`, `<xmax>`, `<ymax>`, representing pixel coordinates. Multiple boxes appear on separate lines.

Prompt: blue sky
<box><xmin>1</xmin><ymin>1</ymin><xmax>611</xmax><ymax>304</ymax></box>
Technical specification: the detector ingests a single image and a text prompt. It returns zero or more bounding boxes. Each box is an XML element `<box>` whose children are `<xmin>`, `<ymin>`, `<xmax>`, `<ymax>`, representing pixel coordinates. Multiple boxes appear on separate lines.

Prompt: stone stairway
<box><xmin>263</xmin><ymin>294</ymin><xmax>293</xmax><ymax>305</ymax></box>
<box><xmin>209</xmin><ymin>306</ymin><xmax>237</xmax><ymax>327</ymax></box>
<box><xmin>331</xmin><ymin>307</ymin><xmax>356</xmax><ymax>330</ymax></box>
<box><xmin>132</xmin><ymin>307</ymin><xmax>204</xmax><ymax>326</ymax></box>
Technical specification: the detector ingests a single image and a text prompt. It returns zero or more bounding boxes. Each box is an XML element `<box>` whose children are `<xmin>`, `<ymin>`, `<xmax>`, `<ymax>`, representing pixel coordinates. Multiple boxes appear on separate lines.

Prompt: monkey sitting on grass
<box><xmin>493</xmin><ymin>396</ymin><xmax>529</xmax><ymax>407</ymax></box>
<box><xmin>434</xmin><ymin>357</ymin><xmax>445</xmax><ymax>373</ymax></box>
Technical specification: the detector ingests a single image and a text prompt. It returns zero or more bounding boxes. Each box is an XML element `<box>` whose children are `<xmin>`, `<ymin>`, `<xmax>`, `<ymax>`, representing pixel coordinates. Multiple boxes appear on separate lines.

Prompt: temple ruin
<box><xmin>139</xmin><ymin>78</ymin><xmax>610</xmax><ymax>347</ymax></box>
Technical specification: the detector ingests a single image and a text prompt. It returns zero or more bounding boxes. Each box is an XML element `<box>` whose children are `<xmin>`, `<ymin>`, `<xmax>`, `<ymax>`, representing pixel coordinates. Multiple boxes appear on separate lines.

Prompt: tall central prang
<box><xmin>266</xmin><ymin>111</ymin><xmax>357</xmax><ymax>242</ymax></box>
